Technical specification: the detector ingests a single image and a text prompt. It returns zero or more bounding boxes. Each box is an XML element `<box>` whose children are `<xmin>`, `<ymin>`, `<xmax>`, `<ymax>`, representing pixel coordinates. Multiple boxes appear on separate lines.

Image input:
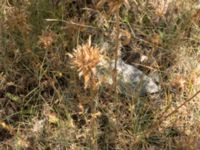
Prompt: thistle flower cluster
<box><xmin>68</xmin><ymin>37</ymin><xmax>105</xmax><ymax>89</ymax></box>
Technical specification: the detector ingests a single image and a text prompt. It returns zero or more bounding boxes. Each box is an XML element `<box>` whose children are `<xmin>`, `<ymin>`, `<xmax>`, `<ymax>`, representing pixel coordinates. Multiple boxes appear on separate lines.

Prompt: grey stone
<box><xmin>115</xmin><ymin>59</ymin><xmax>160</xmax><ymax>96</ymax></box>
<box><xmin>98</xmin><ymin>59</ymin><xmax>160</xmax><ymax>96</ymax></box>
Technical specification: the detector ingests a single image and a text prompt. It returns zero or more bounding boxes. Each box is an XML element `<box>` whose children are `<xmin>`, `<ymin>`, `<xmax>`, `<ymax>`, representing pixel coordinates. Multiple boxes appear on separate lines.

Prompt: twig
<box><xmin>131</xmin><ymin>62</ymin><xmax>158</xmax><ymax>70</ymax></box>
<box><xmin>133</xmin><ymin>89</ymin><xmax>200</xmax><ymax>141</ymax></box>
<box><xmin>161</xmin><ymin>89</ymin><xmax>200</xmax><ymax>122</ymax></box>
<box><xmin>45</xmin><ymin>19</ymin><xmax>97</xmax><ymax>29</ymax></box>
<box><xmin>148</xmin><ymin>89</ymin><xmax>200</xmax><ymax>135</ymax></box>
<box><xmin>113</xmin><ymin>9</ymin><xmax>120</xmax><ymax>93</ymax></box>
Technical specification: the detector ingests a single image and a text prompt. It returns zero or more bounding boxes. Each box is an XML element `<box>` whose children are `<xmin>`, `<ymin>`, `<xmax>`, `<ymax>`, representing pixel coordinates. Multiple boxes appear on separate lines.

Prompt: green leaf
<box><xmin>5</xmin><ymin>93</ymin><xmax>21</xmax><ymax>103</ymax></box>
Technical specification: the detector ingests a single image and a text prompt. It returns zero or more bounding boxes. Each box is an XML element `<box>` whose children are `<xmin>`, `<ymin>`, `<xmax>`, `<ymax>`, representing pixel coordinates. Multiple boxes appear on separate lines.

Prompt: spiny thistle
<box><xmin>68</xmin><ymin>37</ymin><xmax>104</xmax><ymax>89</ymax></box>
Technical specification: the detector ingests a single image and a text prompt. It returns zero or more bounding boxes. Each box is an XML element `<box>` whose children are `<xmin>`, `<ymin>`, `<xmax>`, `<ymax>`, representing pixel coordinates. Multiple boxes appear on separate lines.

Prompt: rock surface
<box><xmin>98</xmin><ymin>59</ymin><xmax>160</xmax><ymax>96</ymax></box>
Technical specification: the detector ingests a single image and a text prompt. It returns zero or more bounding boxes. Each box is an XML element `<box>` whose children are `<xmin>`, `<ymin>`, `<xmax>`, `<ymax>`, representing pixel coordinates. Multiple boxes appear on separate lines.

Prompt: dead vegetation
<box><xmin>0</xmin><ymin>0</ymin><xmax>200</xmax><ymax>149</ymax></box>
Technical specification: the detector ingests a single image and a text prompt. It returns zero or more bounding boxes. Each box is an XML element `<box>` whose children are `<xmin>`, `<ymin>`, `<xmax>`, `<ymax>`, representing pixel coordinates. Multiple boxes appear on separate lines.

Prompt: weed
<box><xmin>0</xmin><ymin>0</ymin><xmax>200</xmax><ymax>149</ymax></box>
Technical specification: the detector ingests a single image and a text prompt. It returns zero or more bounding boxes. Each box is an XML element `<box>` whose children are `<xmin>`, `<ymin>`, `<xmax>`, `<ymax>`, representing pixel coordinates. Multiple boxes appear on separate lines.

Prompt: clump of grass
<box><xmin>0</xmin><ymin>0</ymin><xmax>200</xmax><ymax>149</ymax></box>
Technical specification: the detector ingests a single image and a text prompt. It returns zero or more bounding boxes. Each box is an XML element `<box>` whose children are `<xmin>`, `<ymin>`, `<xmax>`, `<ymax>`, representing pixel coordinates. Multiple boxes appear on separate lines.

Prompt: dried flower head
<box><xmin>16</xmin><ymin>135</ymin><xmax>31</xmax><ymax>149</ymax></box>
<box><xmin>150</xmin><ymin>33</ymin><xmax>161</xmax><ymax>46</ymax></box>
<box><xmin>5</xmin><ymin>7</ymin><xmax>30</xmax><ymax>35</ymax></box>
<box><xmin>97</xmin><ymin>0</ymin><xmax>130</xmax><ymax>14</ymax></box>
<box><xmin>171</xmin><ymin>75</ymin><xmax>186</xmax><ymax>91</ymax></box>
<box><xmin>38</xmin><ymin>32</ymin><xmax>55</xmax><ymax>49</ymax></box>
<box><xmin>119</xmin><ymin>29</ymin><xmax>131</xmax><ymax>46</ymax></box>
<box><xmin>69</xmin><ymin>37</ymin><xmax>104</xmax><ymax>89</ymax></box>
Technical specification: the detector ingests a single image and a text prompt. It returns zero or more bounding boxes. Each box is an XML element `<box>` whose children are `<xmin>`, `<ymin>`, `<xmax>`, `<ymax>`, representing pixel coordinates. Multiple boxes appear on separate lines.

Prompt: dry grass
<box><xmin>0</xmin><ymin>0</ymin><xmax>200</xmax><ymax>149</ymax></box>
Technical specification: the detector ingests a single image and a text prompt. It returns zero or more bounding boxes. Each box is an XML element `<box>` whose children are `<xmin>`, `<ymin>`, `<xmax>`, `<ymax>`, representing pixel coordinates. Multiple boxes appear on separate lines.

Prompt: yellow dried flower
<box><xmin>171</xmin><ymin>75</ymin><xmax>186</xmax><ymax>91</ymax></box>
<box><xmin>38</xmin><ymin>32</ymin><xmax>54</xmax><ymax>49</ymax></box>
<box><xmin>5</xmin><ymin>7</ymin><xmax>30</xmax><ymax>35</ymax></box>
<box><xmin>16</xmin><ymin>135</ymin><xmax>31</xmax><ymax>149</ymax></box>
<box><xmin>69</xmin><ymin>37</ymin><xmax>103</xmax><ymax>89</ymax></box>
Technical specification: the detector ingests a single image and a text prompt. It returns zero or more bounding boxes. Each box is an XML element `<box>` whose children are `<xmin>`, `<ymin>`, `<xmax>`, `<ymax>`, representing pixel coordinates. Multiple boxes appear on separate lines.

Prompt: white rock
<box><xmin>98</xmin><ymin>59</ymin><xmax>160</xmax><ymax>96</ymax></box>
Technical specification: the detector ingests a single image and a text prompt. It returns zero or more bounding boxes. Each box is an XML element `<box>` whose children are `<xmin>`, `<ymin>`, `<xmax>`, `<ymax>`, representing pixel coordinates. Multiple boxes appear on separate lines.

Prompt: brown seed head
<box><xmin>69</xmin><ymin>37</ymin><xmax>103</xmax><ymax>89</ymax></box>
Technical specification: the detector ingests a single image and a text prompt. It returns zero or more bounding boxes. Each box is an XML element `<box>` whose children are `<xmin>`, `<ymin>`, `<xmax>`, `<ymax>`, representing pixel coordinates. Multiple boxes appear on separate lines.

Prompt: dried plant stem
<box><xmin>161</xmin><ymin>89</ymin><xmax>200</xmax><ymax>122</ymax></box>
<box><xmin>148</xmin><ymin>89</ymin><xmax>200</xmax><ymax>135</ymax></box>
<box><xmin>46</xmin><ymin>19</ymin><xmax>97</xmax><ymax>29</ymax></box>
<box><xmin>90</xmin><ymin>91</ymin><xmax>99</xmax><ymax>150</ymax></box>
<box><xmin>0</xmin><ymin>17</ymin><xmax>2</xmax><ymax>52</ymax></box>
<box><xmin>132</xmin><ymin>89</ymin><xmax>200</xmax><ymax>143</ymax></box>
<box><xmin>113</xmin><ymin>9</ymin><xmax>120</xmax><ymax>93</ymax></box>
